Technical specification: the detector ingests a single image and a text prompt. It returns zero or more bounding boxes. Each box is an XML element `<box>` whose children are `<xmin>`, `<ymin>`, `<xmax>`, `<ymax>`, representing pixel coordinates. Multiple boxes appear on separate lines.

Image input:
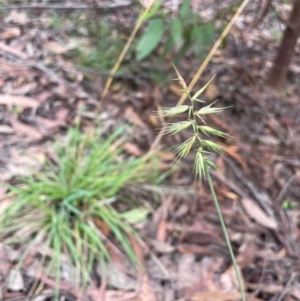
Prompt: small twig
<box><xmin>2</xmin><ymin>2</ymin><xmax>133</xmax><ymax>10</ymax></box>
<box><xmin>95</xmin><ymin>279</ymin><xmax>107</xmax><ymax>301</ymax></box>
<box><xmin>274</xmin><ymin>157</ymin><xmax>300</xmax><ymax>167</ymax></box>
<box><xmin>272</xmin><ymin>173</ymin><xmax>300</xmax><ymax>258</ymax></box>
<box><xmin>277</xmin><ymin>272</ymin><xmax>298</xmax><ymax>301</ymax></box>
<box><xmin>149</xmin><ymin>252</ymin><xmax>170</xmax><ymax>278</ymax></box>
<box><xmin>3</xmin><ymin>291</ymin><xmax>54</xmax><ymax>301</ymax></box>
<box><xmin>275</xmin><ymin>173</ymin><xmax>300</xmax><ymax>205</ymax></box>
<box><xmin>252</xmin><ymin>0</ymin><xmax>273</xmax><ymax>27</ymax></box>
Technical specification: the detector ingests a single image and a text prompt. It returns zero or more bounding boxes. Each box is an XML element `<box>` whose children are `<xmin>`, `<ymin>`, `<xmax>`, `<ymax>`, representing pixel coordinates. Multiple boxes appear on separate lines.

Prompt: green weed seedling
<box><xmin>136</xmin><ymin>0</ymin><xmax>215</xmax><ymax>63</ymax></box>
<box><xmin>0</xmin><ymin>127</ymin><xmax>160</xmax><ymax>297</ymax></box>
<box><xmin>159</xmin><ymin>67</ymin><xmax>246</xmax><ymax>301</ymax></box>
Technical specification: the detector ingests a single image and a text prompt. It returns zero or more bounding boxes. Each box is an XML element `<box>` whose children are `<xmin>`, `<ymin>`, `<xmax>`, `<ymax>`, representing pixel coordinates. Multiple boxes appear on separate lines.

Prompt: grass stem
<box><xmin>205</xmin><ymin>165</ymin><xmax>246</xmax><ymax>301</ymax></box>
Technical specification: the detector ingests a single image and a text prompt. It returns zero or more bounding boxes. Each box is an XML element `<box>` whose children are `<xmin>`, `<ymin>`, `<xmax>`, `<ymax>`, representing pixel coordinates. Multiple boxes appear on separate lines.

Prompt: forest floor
<box><xmin>0</xmin><ymin>1</ymin><xmax>300</xmax><ymax>301</ymax></box>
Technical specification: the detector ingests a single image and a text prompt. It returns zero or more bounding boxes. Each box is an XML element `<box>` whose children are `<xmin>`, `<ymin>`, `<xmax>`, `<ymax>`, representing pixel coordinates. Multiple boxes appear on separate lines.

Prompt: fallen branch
<box><xmin>2</xmin><ymin>1</ymin><xmax>133</xmax><ymax>10</ymax></box>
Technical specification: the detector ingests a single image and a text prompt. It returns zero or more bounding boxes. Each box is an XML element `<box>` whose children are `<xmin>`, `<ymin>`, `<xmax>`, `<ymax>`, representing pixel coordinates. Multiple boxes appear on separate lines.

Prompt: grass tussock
<box><xmin>0</xmin><ymin>127</ymin><xmax>161</xmax><ymax>286</ymax></box>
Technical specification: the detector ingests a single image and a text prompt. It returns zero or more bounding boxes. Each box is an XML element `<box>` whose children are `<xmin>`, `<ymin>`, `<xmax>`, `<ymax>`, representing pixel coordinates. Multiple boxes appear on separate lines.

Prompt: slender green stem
<box><xmin>205</xmin><ymin>165</ymin><xmax>246</xmax><ymax>301</ymax></box>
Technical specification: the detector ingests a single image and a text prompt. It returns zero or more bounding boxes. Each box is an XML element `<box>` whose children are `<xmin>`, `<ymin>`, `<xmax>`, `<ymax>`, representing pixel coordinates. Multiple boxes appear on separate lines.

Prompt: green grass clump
<box><xmin>0</xmin><ymin>127</ymin><xmax>160</xmax><ymax>288</ymax></box>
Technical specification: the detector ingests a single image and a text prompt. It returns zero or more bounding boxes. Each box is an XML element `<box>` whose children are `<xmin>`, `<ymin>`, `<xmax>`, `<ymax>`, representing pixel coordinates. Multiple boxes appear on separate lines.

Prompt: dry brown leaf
<box><xmin>241</xmin><ymin>198</ymin><xmax>278</xmax><ymax>229</ymax></box>
<box><xmin>247</xmin><ymin>283</ymin><xmax>283</xmax><ymax>294</ymax></box>
<box><xmin>36</xmin><ymin>108</ymin><xmax>69</xmax><ymax>132</ymax></box>
<box><xmin>7</xmin><ymin>114</ymin><xmax>43</xmax><ymax>139</ymax></box>
<box><xmin>3</xmin><ymin>245</ymin><xmax>21</xmax><ymax>262</ymax></box>
<box><xmin>2</xmin><ymin>292</ymin><xmax>24</xmax><ymax>300</ymax></box>
<box><xmin>5</xmin><ymin>10</ymin><xmax>29</xmax><ymax>25</ymax></box>
<box><xmin>45</xmin><ymin>41</ymin><xmax>72</xmax><ymax>54</ymax></box>
<box><xmin>0</xmin><ymin>94</ymin><xmax>39</xmax><ymax>109</ymax></box>
<box><xmin>0</xmin><ymin>125</ymin><xmax>14</xmax><ymax>134</ymax></box>
<box><xmin>174</xmin><ymin>203</ymin><xmax>189</xmax><ymax>218</ymax></box>
<box><xmin>93</xmin><ymin>218</ymin><xmax>111</xmax><ymax>236</ymax></box>
<box><xmin>99</xmin><ymin>263</ymin><xmax>138</xmax><ymax>290</ymax></box>
<box><xmin>0</xmin><ymin>27</ymin><xmax>21</xmax><ymax>40</ymax></box>
<box><xmin>136</xmin><ymin>274</ymin><xmax>156</xmax><ymax>301</ymax></box>
<box><xmin>208</xmin><ymin>114</ymin><xmax>235</xmax><ymax>137</ymax></box>
<box><xmin>39</xmin><ymin>271</ymin><xmax>84</xmax><ymax>300</ymax></box>
<box><xmin>148</xmin><ymin>239</ymin><xmax>175</xmax><ymax>253</ymax></box>
<box><xmin>225</xmin><ymin>192</ymin><xmax>238</xmax><ymax>200</ymax></box>
<box><xmin>222</xmin><ymin>145</ymin><xmax>248</xmax><ymax>172</ymax></box>
<box><xmin>3</xmin><ymin>147</ymin><xmax>44</xmax><ymax>179</ymax></box>
<box><xmin>0</xmin><ymin>42</ymin><xmax>27</xmax><ymax>60</ymax></box>
<box><xmin>124</xmin><ymin>106</ymin><xmax>147</xmax><ymax>128</ymax></box>
<box><xmin>105</xmin><ymin>290</ymin><xmax>137</xmax><ymax>301</ymax></box>
<box><xmin>177</xmin><ymin>244</ymin><xmax>212</xmax><ymax>254</ymax></box>
<box><xmin>169</xmin><ymin>221</ymin><xmax>219</xmax><ymax>244</ymax></box>
<box><xmin>36</xmin><ymin>116</ymin><xmax>65</xmax><ymax>132</ymax></box>
<box><xmin>191</xmin><ymin>291</ymin><xmax>241</xmax><ymax>301</ymax></box>
<box><xmin>0</xmin><ymin>244</ymin><xmax>10</xmax><ymax>280</ymax></box>
<box><xmin>176</xmin><ymin>254</ymin><xmax>203</xmax><ymax>289</ymax></box>
<box><xmin>236</xmin><ymin>240</ymin><xmax>256</xmax><ymax>268</ymax></box>
<box><xmin>220</xmin><ymin>264</ymin><xmax>241</xmax><ymax>293</ymax></box>
<box><xmin>56</xmin><ymin>107</ymin><xmax>69</xmax><ymax>121</ymax></box>
<box><xmin>94</xmin><ymin>280</ymin><xmax>107</xmax><ymax>301</ymax></box>
<box><xmin>156</xmin><ymin>218</ymin><xmax>167</xmax><ymax>242</ymax></box>
<box><xmin>130</xmin><ymin>235</ymin><xmax>146</xmax><ymax>266</ymax></box>
<box><xmin>0</xmin><ymin>61</ymin><xmax>30</xmax><ymax>77</ymax></box>
<box><xmin>34</xmin><ymin>91</ymin><xmax>52</xmax><ymax>102</ymax></box>
<box><xmin>148</xmin><ymin>113</ymin><xmax>159</xmax><ymax>127</ymax></box>
<box><xmin>7</xmin><ymin>269</ymin><xmax>25</xmax><ymax>292</ymax></box>
<box><xmin>289</xmin><ymin>286</ymin><xmax>300</xmax><ymax>299</ymax></box>
<box><xmin>182</xmin><ymin>257</ymin><xmax>224</xmax><ymax>297</ymax></box>
<box><xmin>157</xmin><ymin>151</ymin><xmax>175</xmax><ymax>161</ymax></box>
<box><xmin>205</xmin><ymin>83</ymin><xmax>218</xmax><ymax>100</ymax></box>
<box><xmin>124</xmin><ymin>142</ymin><xmax>143</xmax><ymax>156</ymax></box>
<box><xmin>11</xmin><ymin>82</ymin><xmax>38</xmax><ymax>95</ymax></box>
<box><xmin>169</xmin><ymin>83</ymin><xmax>183</xmax><ymax>97</ymax></box>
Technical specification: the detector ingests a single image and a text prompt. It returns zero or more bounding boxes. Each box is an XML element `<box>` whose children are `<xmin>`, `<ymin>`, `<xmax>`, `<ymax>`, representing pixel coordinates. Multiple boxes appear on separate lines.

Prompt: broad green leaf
<box><xmin>191</xmin><ymin>23</ymin><xmax>215</xmax><ymax>59</ymax></box>
<box><xmin>171</xmin><ymin>18</ymin><xmax>183</xmax><ymax>46</ymax></box>
<box><xmin>136</xmin><ymin>18</ymin><xmax>165</xmax><ymax>61</ymax></box>
<box><xmin>191</xmin><ymin>25</ymin><xmax>206</xmax><ymax>59</ymax></box>
<box><xmin>162</xmin><ymin>34</ymin><xmax>175</xmax><ymax>58</ymax></box>
<box><xmin>181</xmin><ymin>11</ymin><xmax>199</xmax><ymax>27</ymax></box>
<box><xmin>179</xmin><ymin>0</ymin><xmax>192</xmax><ymax>19</ymax></box>
<box><xmin>202</xmin><ymin>22</ymin><xmax>215</xmax><ymax>45</ymax></box>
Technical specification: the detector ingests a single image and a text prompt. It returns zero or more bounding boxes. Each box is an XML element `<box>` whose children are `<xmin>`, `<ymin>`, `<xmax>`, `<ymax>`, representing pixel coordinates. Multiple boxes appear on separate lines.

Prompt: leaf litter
<box><xmin>0</xmin><ymin>1</ymin><xmax>300</xmax><ymax>301</ymax></box>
